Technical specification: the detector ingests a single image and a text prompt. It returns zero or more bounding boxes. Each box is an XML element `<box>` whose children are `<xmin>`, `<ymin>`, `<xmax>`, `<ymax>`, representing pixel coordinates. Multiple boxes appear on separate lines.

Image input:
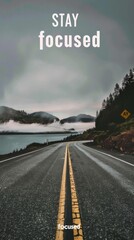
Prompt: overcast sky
<box><xmin>0</xmin><ymin>0</ymin><xmax>134</xmax><ymax>118</ymax></box>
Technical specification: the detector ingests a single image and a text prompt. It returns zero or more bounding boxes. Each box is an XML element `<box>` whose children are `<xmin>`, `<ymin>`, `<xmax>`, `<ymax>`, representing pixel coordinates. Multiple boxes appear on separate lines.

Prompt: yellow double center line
<box><xmin>55</xmin><ymin>145</ymin><xmax>84</xmax><ymax>240</ymax></box>
<box><xmin>55</xmin><ymin>146</ymin><xmax>67</xmax><ymax>240</ymax></box>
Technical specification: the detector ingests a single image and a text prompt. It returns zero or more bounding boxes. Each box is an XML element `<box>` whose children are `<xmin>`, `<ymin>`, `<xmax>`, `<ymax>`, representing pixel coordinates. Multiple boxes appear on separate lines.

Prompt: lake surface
<box><xmin>0</xmin><ymin>133</ymin><xmax>74</xmax><ymax>155</ymax></box>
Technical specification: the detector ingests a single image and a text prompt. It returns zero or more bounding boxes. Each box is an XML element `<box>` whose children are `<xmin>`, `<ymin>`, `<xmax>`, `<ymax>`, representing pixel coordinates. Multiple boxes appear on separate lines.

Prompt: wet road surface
<box><xmin>0</xmin><ymin>142</ymin><xmax>134</xmax><ymax>240</ymax></box>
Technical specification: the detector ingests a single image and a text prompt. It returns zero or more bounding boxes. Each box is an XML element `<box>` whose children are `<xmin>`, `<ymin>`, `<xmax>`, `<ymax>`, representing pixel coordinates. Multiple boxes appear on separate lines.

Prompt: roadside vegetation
<box><xmin>66</xmin><ymin>68</ymin><xmax>134</xmax><ymax>154</ymax></box>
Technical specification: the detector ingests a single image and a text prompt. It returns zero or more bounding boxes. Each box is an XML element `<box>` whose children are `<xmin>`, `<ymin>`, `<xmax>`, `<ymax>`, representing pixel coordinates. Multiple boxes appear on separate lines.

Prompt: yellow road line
<box><xmin>56</xmin><ymin>145</ymin><xmax>84</xmax><ymax>240</ymax></box>
<box><xmin>68</xmin><ymin>147</ymin><xmax>84</xmax><ymax>240</ymax></box>
<box><xmin>55</xmin><ymin>146</ymin><xmax>67</xmax><ymax>240</ymax></box>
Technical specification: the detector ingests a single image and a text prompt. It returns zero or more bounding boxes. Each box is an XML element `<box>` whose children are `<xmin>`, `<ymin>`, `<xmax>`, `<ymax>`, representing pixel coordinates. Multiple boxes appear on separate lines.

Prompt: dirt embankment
<box><xmin>102</xmin><ymin>130</ymin><xmax>134</xmax><ymax>154</ymax></box>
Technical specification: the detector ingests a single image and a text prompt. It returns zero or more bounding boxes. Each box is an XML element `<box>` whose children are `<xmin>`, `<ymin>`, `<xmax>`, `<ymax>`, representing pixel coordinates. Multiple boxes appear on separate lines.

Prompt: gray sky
<box><xmin>0</xmin><ymin>0</ymin><xmax>134</xmax><ymax>118</ymax></box>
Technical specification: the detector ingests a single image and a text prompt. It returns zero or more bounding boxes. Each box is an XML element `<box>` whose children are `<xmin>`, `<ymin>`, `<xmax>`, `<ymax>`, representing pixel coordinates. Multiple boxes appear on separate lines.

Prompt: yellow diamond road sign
<box><xmin>121</xmin><ymin>109</ymin><xmax>131</xmax><ymax>119</ymax></box>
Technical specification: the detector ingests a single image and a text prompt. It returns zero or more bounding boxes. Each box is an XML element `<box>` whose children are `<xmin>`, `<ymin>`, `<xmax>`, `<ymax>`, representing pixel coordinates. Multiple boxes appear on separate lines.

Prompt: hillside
<box><xmin>0</xmin><ymin>106</ymin><xmax>59</xmax><ymax>125</ymax></box>
<box><xmin>66</xmin><ymin>68</ymin><xmax>134</xmax><ymax>154</ymax></box>
<box><xmin>91</xmin><ymin>118</ymin><xmax>134</xmax><ymax>153</ymax></box>
<box><xmin>60</xmin><ymin>114</ymin><xmax>95</xmax><ymax>124</ymax></box>
<box><xmin>65</xmin><ymin>117</ymin><xmax>134</xmax><ymax>154</ymax></box>
<box><xmin>96</xmin><ymin>68</ymin><xmax>134</xmax><ymax>130</ymax></box>
<box><xmin>94</xmin><ymin>68</ymin><xmax>134</xmax><ymax>153</ymax></box>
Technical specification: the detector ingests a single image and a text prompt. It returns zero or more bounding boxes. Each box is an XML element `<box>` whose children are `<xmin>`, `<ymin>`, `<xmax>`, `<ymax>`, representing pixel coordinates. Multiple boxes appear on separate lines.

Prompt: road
<box><xmin>0</xmin><ymin>142</ymin><xmax>134</xmax><ymax>240</ymax></box>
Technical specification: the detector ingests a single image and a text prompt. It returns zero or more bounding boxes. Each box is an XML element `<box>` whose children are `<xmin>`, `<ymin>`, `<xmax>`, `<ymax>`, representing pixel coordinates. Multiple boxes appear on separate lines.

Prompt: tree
<box><xmin>114</xmin><ymin>83</ymin><xmax>120</xmax><ymax>98</ymax></box>
<box><xmin>106</xmin><ymin>93</ymin><xmax>113</xmax><ymax>107</ymax></box>
<box><xmin>129</xmin><ymin>69</ymin><xmax>133</xmax><ymax>79</ymax></box>
<box><xmin>96</xmin><ymin>68</ymin><xmax>134</xmax><ymax>130</ymax></box>
<box><xmin>96</xmin><ymin>110</ymin><xmax>99</xmax><ymax>117</ymax></box>
<box><xmin>122</xmin><ymin>74</ymin><xmax>129</xmax><ymax>89</ymax></box>
<box><xmin>102</xmin><ymin>99</ymin><xmax>106</xmax><ymax>109</ymax></box>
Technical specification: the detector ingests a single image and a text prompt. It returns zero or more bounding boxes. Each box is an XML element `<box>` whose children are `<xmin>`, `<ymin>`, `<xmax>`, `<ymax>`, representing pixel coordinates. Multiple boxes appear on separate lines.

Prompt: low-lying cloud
<box><xmin>0</xmin><ymin>120</ymin><xmax>95</xmax><ymax>133</ymax></box>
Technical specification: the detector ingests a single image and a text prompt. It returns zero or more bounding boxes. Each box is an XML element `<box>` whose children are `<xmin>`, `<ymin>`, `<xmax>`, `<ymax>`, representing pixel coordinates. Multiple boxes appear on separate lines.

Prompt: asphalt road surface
<box><xmin>0</xmin><ymin>142</ymin><xmax>134</xmax><ymax>240</ymax></box>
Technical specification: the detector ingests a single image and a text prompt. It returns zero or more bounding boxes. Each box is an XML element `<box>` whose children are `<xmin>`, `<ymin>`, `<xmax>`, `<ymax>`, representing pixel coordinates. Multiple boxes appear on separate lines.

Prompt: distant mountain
<box><xmin>0</xmin><ymin>106</ymin><xmax>26</xmax><ymax>123</ymax></box>
<box><xmin>0</xmin><ymin>106</ymin><xmax>59</xmax><ymax>124</ymax></box>
<box><xmin>60</xmin><ymin>114</ymin><xmax>95</xmax><ymax>124</ymax></box>
<box><xmin>30</xmin><ymin>111</ymin><xmax>59</xmax><ymax>123</ymax></box>
<box><xmin>0</xmin><ymin>106</ymin><xmax>95</xmax><ymax>126</ymax></box>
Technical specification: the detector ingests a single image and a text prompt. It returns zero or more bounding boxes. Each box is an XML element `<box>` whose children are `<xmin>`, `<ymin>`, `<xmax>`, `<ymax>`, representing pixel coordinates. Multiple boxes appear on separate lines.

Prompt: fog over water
<box><xmin>0</xmin><ymin>121</ymin><xmax>95</xmax><ymax>155</ymax></box>
<box><xmin>0</xmin><ymin>120</ymin><xmax>95</xmax><ymax>133</ymax></box>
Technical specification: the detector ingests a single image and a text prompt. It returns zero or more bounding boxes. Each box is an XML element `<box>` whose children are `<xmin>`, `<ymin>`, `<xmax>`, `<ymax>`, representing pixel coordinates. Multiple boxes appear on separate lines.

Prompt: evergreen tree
<box><xmin>114</xmin><ymin>83</ymin><xmax>120</xmax><ymax>98</ymax></box>
<box><xmin>102</xmin><ymin>99</ymin><xmax>106</xmax><ymax>109</ymax></box>
<box><xmin>129</xmin><ymin>69</ymin><xmax>133</xmax><ymax>79</ymax></box>
<box><xmin>95</xmin><ymin>68</ymin><xmax>134</xmax><ymax>129</ymax></box>
<box><xmin>122</xmin><ymin>74</ymin><xmax>129</xmax><ymax>88</ymax></box>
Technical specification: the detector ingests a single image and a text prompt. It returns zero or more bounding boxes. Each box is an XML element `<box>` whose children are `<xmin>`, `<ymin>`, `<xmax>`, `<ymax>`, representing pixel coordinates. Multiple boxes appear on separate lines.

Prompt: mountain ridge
<box><xmin>60</xmin><ymin>114</ymin><xmax>95</xmax><ymax>124</ymax></box>
<box><xmin>0</xmin><ymin>106</ymin><xmax>59</xmax><ymax>125</ymax></box>
<box><xmin>0</xmin><ymin>106</ymin><xmax>95</xmax><ymax>125</ymax></box>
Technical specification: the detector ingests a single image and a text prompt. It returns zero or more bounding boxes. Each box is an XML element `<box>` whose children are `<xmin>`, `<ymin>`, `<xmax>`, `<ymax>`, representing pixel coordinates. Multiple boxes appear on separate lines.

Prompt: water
<box><xmin>0</xmin><ymin>133</ymin><xmax>73</xmax><ymax>155</ymax></box>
